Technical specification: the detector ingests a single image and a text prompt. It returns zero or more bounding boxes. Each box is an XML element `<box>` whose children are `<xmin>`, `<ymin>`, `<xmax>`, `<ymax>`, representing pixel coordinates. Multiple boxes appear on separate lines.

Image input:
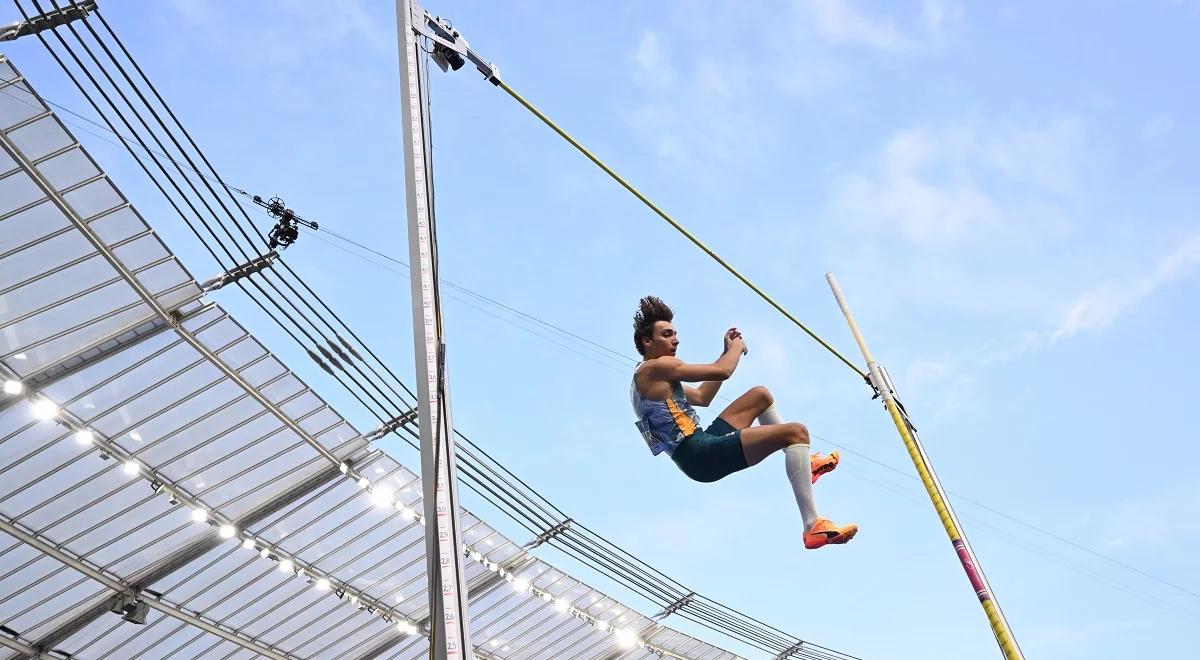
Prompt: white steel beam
<box><xmin>0</xmin><ymin>517</ymin><xmax>290</xmax><ymax>660</ymax></box>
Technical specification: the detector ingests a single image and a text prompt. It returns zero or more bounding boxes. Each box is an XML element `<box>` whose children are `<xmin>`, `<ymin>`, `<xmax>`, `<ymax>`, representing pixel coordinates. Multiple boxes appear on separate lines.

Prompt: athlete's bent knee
<box><xmin>750</xmin><ymin>385</ymin><xmax>773</xmax><ymax>407</ymax></box>
<box><xmin>784</xmin><ymin>422</ymin><xmax>809</xmax><ymax>446</ymax></box>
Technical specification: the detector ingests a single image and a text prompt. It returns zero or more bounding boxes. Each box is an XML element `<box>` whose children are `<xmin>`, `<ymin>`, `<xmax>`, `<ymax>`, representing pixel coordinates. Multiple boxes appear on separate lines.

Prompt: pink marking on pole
<box><xmin>953</xmin><ymin>539</ymin><xmax>991</xmax><ymax>602</ymax></box>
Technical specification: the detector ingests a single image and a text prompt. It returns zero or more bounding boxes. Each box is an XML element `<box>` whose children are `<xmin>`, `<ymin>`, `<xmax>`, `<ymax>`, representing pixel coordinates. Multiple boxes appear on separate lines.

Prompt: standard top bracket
<box><xmin>409</xmin><ymin>2</ymin><xmax>500</xmax><ymax>84</ymax></box>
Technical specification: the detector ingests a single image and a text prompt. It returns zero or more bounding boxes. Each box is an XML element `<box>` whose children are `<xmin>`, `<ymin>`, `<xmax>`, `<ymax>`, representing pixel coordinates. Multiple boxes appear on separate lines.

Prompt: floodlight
<box><xmin>32</xmin><ymin>399</ymin><xmax>58</xmax><ymax>420</ymax></box>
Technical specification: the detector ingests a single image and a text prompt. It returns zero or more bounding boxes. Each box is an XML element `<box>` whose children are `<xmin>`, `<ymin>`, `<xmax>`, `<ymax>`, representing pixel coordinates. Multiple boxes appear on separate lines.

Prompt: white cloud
<box><xmin>1102</xmin><ymin>481</ymin><xmax>1200</xmax><ymax>549</ymax></box>
<box><xmin>919</xmin><ymin>0</ymin><xmax>958</xmax><ymax>34</ymax></box>
<box><xmin>799</xmin><ymin>0</ymin><xmax>963</xmax><ymax>52</ymax></box>
<box><xmin>694</xmin><ymin>57</ymin><xmax>735</xmax><ymax>98</ymax></box>
<box><xmin>623</xmin><ymin>3</ymin><xmax>968</xmax><ymax>175</ymax></box>
<box><xmin>1038</xmin><ymin>620</ymin><xmax>1136</xmax><ymax>645</ymax></box>
<box><xmin>976</xmin><ymin>330</ymin><xmax>1047</xmax><ymax>366</ymax></box>
<box><xmin>1167</xmin><ymin>0</ymin><xmax>1200</xmax><ymax>15</ymax></box>
<box><xmin>624</xmin><ymin>31</ymin><xmax>762</xmax><ymax>175</ymax></box>
<box><xmin>978</xmin><ymin>119</ymin><xmax>1085</xmax><ymax>195</ymax></box>
<box><xmin>170</xmin><ymin>0</ymin><xmax>216</xmax><ymax>25</ymax></box>
<box><xmin>963</xmin><ymin>233</ymin><xmax>1200</xmax><ymax>366</ymax></box>
<box><xmin>828</xmin><ymin>119</ymin><xmax>1084</xmax><ymax>248</ymax></box>
<box><xmin>170</xmin><ymin>0</ymin><xmax>390</xmax><ymax>72</ymax></box>
<box><xmin>633</xmin><ymin>31</ymin><xmax>674</xmax><ymax>87</ymax></box>
<box><xmin>769</xmin><ymin>1</ymin><xmax>962</xmax><ymax>95</ymax></box>
<box><xmin>806</xmin><ymin>0</ymin><xmax>914</xmax><ymax>51</ymax></box>
<box><xmin>1143</xmin><ymin>114</ymin><xmax>1175</xmax><ymax>141</ymax></box>
<box><xmin>906</xmin><ymin>358</ymin><xmax>950</xmax><ymax>386</ymax></box>
<box><xmin>1052</xmin><ymin>233</ymin><xmax>1200</xmax><ymax>341</ymax></box>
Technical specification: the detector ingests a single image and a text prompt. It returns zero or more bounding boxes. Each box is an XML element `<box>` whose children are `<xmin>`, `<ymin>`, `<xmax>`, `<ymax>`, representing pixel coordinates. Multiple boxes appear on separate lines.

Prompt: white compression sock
<box><xmin>784</xmin><ymin>444</ymin><xmax>820</xmax><ymax>530</ymax></box>
<box><xmin>757</xmin><ymin>403</ymin><xmax>783</xmax><ymax>425</ymax></box>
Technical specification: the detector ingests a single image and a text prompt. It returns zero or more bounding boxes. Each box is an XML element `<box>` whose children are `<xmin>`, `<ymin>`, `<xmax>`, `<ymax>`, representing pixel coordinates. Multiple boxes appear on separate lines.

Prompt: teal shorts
<box><xmin>670</xmin><ymin>417</ymin><xmax>749</xmax><ymax>483</ymax></box>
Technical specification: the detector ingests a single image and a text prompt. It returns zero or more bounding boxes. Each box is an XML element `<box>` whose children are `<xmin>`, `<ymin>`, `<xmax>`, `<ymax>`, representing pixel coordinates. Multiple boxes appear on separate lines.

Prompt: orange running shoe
<box><xmin>810</xmin><ymin>450</ymin><xmax>840</xmax><ymax>484</ymax></box>
<box><xmin>803</xmin><ymin>518</ymin><xmax>859</xmax><ymax>550</ymax></box>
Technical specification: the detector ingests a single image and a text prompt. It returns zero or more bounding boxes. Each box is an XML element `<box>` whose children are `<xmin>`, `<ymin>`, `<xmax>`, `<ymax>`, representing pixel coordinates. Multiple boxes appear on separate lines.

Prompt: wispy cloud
<box><xmin>928</xmin><ymin>234</ymin><xmax>1200</xmax><ymax>372</ymax></box>
<box><xmin>806</xmin><ymin>0</ymin><xmax>914</xmax><ymax>51</ymax></box>
<box><xmin>169</xmin><ymin>0</ymin><xmax>216</xmax><ymax>25</ymax></box>
<box><xmin>767</xmin><ymin>0</ymin><xmax>963</xmax><ymax>95</ymax></box>
<box><xmin>799</xmin><ymin>0</ymin><xmax>963</xmax><ymax>52</ymax></box>
<box><xmin>632</xmin><ymin>31</ymin><xmax>674</xmax><ymax>87</ymax></box>
<box><xmin>918</xmin><ymin>0</ymin><xmax>963</xmax><ymax>35</ymax></box>
<box><xmin>1143</xmin><ymin>114</ymin><xmax>1175</xmax><ymax>141</ymax></box>
<box><xmin>1037</xmin><ymin>620</ymin><xmax>1136</xmax><ymax>646</ymax></box>
<box><xmin>1052</xmin><ymin>233</ymin><xmax>1200</xmax><ymax>341</ymax></box>
<box><xmin>623</xmin><ymin>2</ymin><xmax>967</xmax><ymax>174</ymax></box>
<box><xmin>1102</xmin><ymin>480</ymin><xmax>1200</xmax><ymax>550</ymax></box>
<box><xmin>168</xmin><ymin>0</ymin><xmax>391</xmax><ymax>69</ymax></box>
<box><xmin>624</xmin><ymin>30</ymin><xmax>763</xmax><ymax>175</ymax></box>
<box><xmin>828</xmin><ymin>118</ymin><xmax>1084</xmax><ymax>249</ymax></box>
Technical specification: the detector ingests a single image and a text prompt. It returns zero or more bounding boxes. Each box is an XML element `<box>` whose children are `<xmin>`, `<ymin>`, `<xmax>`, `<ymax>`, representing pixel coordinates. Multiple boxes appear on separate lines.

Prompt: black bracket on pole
<box><xmin>199</xmin><ymin>251</ymin><xmax>279</xmax><ymax>291</ymax></box>
<box><xmin>652</xmin><ymin>591</ymin><xmax>695</xmax><ymax>620</ymax></box>
<box><xmin>364</xmin><ymin>408</ymin><xmax>420</xmax><ymax>441</ymax></box>
<box><xmin>523</xmin><ymin>518</ymin><xmax>573</xmax><ymax>549</ymax></box>
<box><xmin>772</xmin><ymin>640</ymin><xmax>807</xmax><ymax>659</ymax></box>
<box><xmin>1</xmin><ymin>0</ymin><xmax>95</xmax><ymax>42</ymax></box>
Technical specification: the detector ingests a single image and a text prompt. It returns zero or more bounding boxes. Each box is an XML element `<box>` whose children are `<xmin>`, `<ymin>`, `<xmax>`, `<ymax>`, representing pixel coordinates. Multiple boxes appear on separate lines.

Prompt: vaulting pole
<box><xmin>825</xmin><ymin>273</ymin><xmax>1024</xmax><ymax>660</ymax></box>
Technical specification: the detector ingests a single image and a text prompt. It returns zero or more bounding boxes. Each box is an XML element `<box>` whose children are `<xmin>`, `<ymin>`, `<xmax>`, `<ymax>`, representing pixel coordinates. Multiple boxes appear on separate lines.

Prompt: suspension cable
<box><xmin>20</xmin><ymin>9</ymin><xmax>838</xmax><ymax>655</ymax></box>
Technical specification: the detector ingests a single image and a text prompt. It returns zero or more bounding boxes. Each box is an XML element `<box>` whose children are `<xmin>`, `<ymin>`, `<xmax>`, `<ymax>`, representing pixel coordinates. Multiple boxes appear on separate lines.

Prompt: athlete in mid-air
<box><xmin>630</xmin><ymin>296</ymin><xmax>858</xmax><ymax>549</ymax></box>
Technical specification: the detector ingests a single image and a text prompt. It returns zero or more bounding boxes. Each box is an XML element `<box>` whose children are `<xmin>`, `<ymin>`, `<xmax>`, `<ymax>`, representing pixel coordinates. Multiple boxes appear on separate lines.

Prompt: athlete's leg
<box><xmin>715</xmin><ymin>385</ymin><xmax>773</xmax><ymax>430</ymax></box>
<box><xmin>739</xmin><ymin>423</ymin><xmax>857</xmax><ymax>549</ymax></box>
<box><xmin>734</xmin><ymin>396</ymin><xmax>838</xmax><ymax>483</ymax></box>
<box><xmin>740</xmin><ymin>422</ymin><xmax>818</xmax><ymax>522</ymax></box>
<box><xmin>738</xmin><ymin>421</ymin><xmax>807</xmax><ymax>467</ymax></box>
<box><xmin>757</xmin><ymin>403</ymin><xmax>784</xmax><ymax>425</ymax></box>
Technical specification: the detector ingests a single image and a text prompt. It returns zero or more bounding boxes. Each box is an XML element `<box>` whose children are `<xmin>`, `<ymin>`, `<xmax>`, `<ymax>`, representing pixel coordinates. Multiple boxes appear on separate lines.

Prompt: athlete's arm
<box><xmin>684</xmin><ymin>381</ymin><xmax>723</xmax><ymax>407</ymax></box>
<box><xmin>644</xmin><ymin>340</ymin><xmax>745</xmax><ymax>383</ymax></box>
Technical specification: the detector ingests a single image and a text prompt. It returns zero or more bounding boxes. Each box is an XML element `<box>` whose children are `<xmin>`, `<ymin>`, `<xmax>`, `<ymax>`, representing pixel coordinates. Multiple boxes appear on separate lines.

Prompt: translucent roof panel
<box><xmin>0</xmin><ymin>53</ymin><xmax>740</xmax><ymax>660</ymax></box>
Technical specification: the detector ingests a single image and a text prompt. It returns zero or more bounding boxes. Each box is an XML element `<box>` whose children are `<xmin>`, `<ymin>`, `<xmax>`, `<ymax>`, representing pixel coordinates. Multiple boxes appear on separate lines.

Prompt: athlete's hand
<box><xmin>724</xmin><ymin>328</ymin><xmax>747</xmax><ymax>355</ymax></box>
<box><xmin>723</xmin><ymin>328</ymin><xmax>738</xmax><ymax>352</ymax></box>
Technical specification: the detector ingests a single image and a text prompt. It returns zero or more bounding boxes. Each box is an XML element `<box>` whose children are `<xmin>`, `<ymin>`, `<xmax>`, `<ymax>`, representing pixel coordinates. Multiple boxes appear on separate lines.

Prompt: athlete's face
<box><xmin>645</xmin><ymin>321</ymin><xmax>679</xmax><ymax>358</ymax></box>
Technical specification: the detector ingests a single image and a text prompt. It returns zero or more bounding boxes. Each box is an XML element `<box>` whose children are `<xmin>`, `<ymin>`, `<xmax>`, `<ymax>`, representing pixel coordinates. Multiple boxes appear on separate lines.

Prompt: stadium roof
<box><xmin>0</xmin><ymin>52</ymin><xmax>741</xmax><ymax>660</ymax></box>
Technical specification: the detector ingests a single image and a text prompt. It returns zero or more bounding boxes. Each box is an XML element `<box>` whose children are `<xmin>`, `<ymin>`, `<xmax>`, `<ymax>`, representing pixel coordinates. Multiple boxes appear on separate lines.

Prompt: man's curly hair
<box><xmin>633</xmin><ymin>296</ymin><xmax>673</xmax><ymax>356</ymax></box>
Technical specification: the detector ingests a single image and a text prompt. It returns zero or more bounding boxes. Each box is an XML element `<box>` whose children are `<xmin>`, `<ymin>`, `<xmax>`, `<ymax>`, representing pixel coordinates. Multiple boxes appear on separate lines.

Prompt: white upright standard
<box><xmin>395</xmin><ymin>1</ymin><xmax>473</xmax><ymax>657</ymax></box>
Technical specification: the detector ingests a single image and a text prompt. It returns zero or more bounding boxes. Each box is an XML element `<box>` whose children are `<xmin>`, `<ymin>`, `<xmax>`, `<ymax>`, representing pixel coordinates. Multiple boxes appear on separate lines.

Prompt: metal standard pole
<box><xmin>825</xmin><ymin>273</ymin><xmax>1024</xmax><ymax>660</ymax></box>
<box><xmin>395</xmin><ymin>1</ymin><xmax>472</xmax><ymax>658</ymax></box>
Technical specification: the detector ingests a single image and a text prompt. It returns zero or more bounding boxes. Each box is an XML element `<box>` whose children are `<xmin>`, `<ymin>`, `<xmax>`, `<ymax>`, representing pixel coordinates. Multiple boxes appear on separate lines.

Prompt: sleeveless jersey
<box><xmin>630</xmin><ymin>369</ymin><xmax>701</xmax><ymax>456</ymax></box>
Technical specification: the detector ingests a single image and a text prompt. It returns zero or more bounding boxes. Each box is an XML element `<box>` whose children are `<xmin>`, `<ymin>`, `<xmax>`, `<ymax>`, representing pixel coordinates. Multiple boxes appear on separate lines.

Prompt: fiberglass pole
<box><xmin>825</xmin><ymin>273</ymin><xmax>1024</xmax><ymax>660</ymax></box>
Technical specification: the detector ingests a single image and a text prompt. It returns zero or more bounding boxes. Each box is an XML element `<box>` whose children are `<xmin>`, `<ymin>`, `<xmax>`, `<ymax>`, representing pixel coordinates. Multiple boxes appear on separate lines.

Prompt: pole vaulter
<box><xmin>402</xmin><ymin>3</ymin><xmax>1024</xmax><ymax>657</ymax></box>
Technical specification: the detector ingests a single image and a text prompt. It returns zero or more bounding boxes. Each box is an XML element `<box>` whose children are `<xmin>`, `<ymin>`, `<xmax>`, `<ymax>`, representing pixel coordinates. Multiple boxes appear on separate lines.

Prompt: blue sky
<box><xmin>5</xmin><ymin>1</ymin><xmax>1199</xmax><ymax>657</ymax></box>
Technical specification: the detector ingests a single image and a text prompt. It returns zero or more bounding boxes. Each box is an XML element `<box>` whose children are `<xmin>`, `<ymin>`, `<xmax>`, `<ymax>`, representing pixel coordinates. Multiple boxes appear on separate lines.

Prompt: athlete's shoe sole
<box><xmin>803</xmin><ymin>518</ymin><xmax>859</xmax><ymax>550</ymax></box>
